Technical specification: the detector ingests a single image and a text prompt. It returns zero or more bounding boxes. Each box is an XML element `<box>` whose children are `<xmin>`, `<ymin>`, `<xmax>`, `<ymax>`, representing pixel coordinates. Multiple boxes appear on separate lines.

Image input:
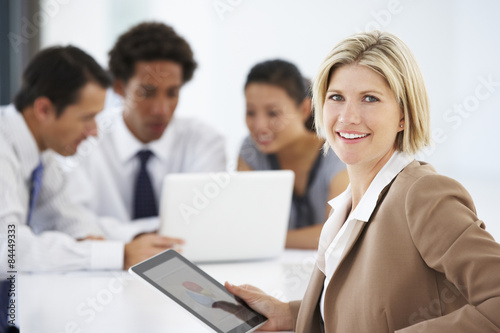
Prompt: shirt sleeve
<box><xmin>29</xmin><ymin>153</ymin><xmax>105</xmax><ymax>239</ymax></box>
<box><xmin>97</xmin><ymin>216</ymin><xmax>160</xmax><ymax>242</ymax></box>
<box><xmin>398</xmin><ymin>174</ymin><xmax>500</xmax><ymax>332</ymax></box>
<box><xmin>0</xmin><ymin>147</ymin><xmax>124</xmax><ymax>277</ymax></box>
<box><xmin>1</xmin><ymin>208</ymin><xmax>124</xmax><ymax>278</ymax></box>
<box><xmin>15</xmin><ymin>226</ymin><xmax>123</xmax><ymax>273</ymax></box>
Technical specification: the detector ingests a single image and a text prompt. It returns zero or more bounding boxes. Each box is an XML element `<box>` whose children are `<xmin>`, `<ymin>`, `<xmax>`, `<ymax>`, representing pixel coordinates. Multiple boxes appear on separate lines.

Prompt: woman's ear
<box><xmin>398</xmin><ymin>117</ymin><xmax>405</xmax><ymax>131</ymax></box>
<box><xmin>300</xmin><ymin>97</ymin><xmax>313</xmax><ymax>122</ymax></box>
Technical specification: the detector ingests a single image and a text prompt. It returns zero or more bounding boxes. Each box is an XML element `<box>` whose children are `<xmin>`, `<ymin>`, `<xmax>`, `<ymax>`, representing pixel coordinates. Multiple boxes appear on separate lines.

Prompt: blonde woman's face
<box><xmin>322</xmin><ymin>64</ymin><xmax>404</xmax><ymax>169</ymax></box>
<box><xmin>245</xmin><ymin>83</ymin><xmax>307</xmax><ymax>154</ymax></box>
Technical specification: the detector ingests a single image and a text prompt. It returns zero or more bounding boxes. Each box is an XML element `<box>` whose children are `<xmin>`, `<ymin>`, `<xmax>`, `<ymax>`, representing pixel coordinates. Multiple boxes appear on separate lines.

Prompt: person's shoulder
<box><xmin>397</xmin><ymin>162</ymin><xmax>480</xmax><ymax>239</ymax></box>
<box><xmin>0</xmin><ymin>103</ymin><xmax>10</xmax><ymax>117</ymax></box>
<box><xmin>80</xmin><ymin>107</ymin><xmax>122</xmax><ymax>154</ymax></box>
<box><xmin>0</xmin><ymin>105</ymin><xmax>20</xmax><ymax>162</ymax></box>
<box><xmin>94</xmin><ymin>107</ymin><xmax>122</xmax><ymax>143</ymax></box>
<box><xmin>321</xmin><ymin>147</ymin><xmax>346</xmax><ymax>178</ymax></box>
<box><xmin>0</xmin><ymin>133</ymin><xmax>14</xmax><ymax>161</ymax></box>
<box><xmin>238</xmin><ymin>135</ymin><xmax>270</xmax><ymax>169</ymax></box>
<box><xmin>0</xmin><ymin>128</ymin><xmax>20</xmax><ymax>181</ymax></box>
<box><xmin>42</xmin><ymin>150</ymin><xmax>68</xmax><ymax>177</ymax></box>
<box><xmin>323</xmin><ymin>147</ymin><xmax>342</xmax><ymax>163</ymax></box>
<box><xmin>238</xmin><ymin>135</ymin><xmax>262</xmax><ymax>154</ymax></box>
<box><xmin>0</xmin><ymin>104</ymin><xmax>19</xmax><ymax>130</ymax></box>
<box><xmin>0</xmin><ymin>103</ymin><xmax>15</xmax><ymax>114</ymax></box>
<box><xmin>169</xmin><ymin>117</ymin><xmax>223</xmax><ymax>138</ymax></box>
<box><xmin>240</xmin><ymin>135</ymin><xmax>255</xmax><ymax>149</ymax></box>
<box><xmin>399</xmin><ymin>160</ymin><xmax>450</xmax><ymax>184</ymax></box>
<box><xmin>170</xmin><ymin>116</ymin><xmax>216</xmax><ymax>130</ymax></box>
<box><xmin>396</xmin><ymin>161</ymin><xmax>470</xmax><ymax>199</ymax></box>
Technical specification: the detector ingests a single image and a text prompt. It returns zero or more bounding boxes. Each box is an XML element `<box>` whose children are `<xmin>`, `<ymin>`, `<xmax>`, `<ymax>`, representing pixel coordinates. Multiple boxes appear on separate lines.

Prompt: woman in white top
<box><xmin>223</xmin><ymin>31</ymin><xmax>500</xmax><ymax>332</ymax></box>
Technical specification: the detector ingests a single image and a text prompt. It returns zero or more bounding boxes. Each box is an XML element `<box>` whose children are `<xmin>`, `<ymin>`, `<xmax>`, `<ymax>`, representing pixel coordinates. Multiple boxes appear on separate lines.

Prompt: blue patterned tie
<box><xmin>133</xmin><ymin>150</ymin><xmax>158</xmax><ymax>219</ymax></box>
<box><xmin>27</xmin><ymin>161</ymin><xmax>44</xmax><ymax>225</ymax></box>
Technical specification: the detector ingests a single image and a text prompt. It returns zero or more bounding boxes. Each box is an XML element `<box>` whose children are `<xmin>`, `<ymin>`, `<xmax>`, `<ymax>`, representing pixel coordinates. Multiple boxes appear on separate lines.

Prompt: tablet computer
<box><xmin>129</xmin><ymin>249</ymin><xmax>268</xmax><ymax>333</ymax></box>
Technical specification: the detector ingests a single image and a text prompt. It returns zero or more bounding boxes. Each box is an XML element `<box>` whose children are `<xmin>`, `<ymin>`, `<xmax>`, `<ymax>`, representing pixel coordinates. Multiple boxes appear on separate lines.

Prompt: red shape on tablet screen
<box><xmin>183</xmin><ymin>281</ymin><xmax>203</xmax><ymax>293</ymax></box>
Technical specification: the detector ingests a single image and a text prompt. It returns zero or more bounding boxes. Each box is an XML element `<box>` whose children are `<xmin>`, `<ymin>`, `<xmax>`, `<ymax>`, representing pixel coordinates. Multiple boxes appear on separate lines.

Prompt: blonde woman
<box><xmin>225</xmin><ymin>31</ymin><xmax>500</xmax><ymax>332</ymax></box>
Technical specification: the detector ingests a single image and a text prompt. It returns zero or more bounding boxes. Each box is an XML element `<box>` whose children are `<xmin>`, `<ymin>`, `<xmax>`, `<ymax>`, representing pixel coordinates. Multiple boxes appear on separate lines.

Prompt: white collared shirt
<box><xmin>0</xmin><ymin>105</ymin><xmax>123</xmax><ymax>277</ymax></box>
<box><xmin>319</xmin><ymin>151</ymin><xmax>414</xmax><ymax>319</ymax></box>
<box><xmin>63</xmin><ymin>107</ymin><xmax>227</xmax><ymax>241</ymax></box>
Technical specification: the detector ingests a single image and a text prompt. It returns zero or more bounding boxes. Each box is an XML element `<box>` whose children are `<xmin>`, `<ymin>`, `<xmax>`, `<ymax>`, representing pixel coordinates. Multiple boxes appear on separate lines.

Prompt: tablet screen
<box><xmin>130</xmin><ymin>250</ymin><xmax>267</xmax><ymax>333</ymax></box>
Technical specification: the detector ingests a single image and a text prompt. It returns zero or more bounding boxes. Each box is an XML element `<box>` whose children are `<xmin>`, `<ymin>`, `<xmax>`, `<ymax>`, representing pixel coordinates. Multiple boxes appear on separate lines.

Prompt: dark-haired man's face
<box><xmin>118</xmin><ymin>61</ymin><xmax>183</xmax><ymax>143</ymax></box>
<box><xmin>43</xmin><ymin>82</ymin><xmax>106</xmax><ymax>156</ymax></box>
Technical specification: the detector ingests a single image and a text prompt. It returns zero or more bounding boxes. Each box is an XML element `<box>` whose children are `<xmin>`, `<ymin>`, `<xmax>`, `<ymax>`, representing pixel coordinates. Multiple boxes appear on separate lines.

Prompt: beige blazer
<box><xmin>290</xmin><ymin>161</ymin><xmax>500</xmax><ymax>332</ymax></box>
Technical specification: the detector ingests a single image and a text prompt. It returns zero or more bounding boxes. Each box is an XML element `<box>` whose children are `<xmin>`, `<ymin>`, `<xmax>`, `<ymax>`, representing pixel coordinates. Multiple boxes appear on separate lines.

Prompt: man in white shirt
<box><xmin>0</xmin><ymin>46</ymin><xmax>176</xmax><ymax>277</ymax></box>
<box><xmin>68</xmin><ymin>22</ymin><xmax>226</xmax><ymax>241</ymax></box>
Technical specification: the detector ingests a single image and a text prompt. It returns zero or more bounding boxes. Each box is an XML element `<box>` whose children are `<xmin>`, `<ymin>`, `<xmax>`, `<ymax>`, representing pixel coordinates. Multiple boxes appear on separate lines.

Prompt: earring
<box><xmin>400</xmin><ymin>124</ymin><xmax>404</xmax><ymax>128</ymax></box>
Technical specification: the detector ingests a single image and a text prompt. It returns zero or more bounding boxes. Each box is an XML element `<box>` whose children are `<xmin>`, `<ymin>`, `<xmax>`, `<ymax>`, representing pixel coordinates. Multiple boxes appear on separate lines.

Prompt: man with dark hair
<box><xmin>71</xmin><ymin>22</ymin><xmax>226</xmax><ymax>240</ymax></box>
<box><xmin>14</xmin><ymin>46</ymin><xmax>112</xmax><ymax>119</ymax></box>
<box><xmin>0</xmin><ymin>45</ymin><xmax>175</xmax><ymax>280</ymax></box>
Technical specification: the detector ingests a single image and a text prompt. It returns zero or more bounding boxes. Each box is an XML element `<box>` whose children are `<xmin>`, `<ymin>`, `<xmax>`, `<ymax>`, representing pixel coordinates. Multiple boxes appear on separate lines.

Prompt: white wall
<box><xmin>41</xmin><ymin>0</ymin><xmax>500</xmax><ymax>239</ymax></box>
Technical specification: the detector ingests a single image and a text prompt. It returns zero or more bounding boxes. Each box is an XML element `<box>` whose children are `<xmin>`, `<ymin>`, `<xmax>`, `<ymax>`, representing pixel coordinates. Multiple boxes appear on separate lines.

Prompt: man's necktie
<box><xmin>133</xmin><ymin>150</ymin><xmax>158</xmax><ymax>219</ymax></box>
<box><xmin>27</xmin><ymin>161</ymin><xmax>44</xmax><ymax>225</ymax></box>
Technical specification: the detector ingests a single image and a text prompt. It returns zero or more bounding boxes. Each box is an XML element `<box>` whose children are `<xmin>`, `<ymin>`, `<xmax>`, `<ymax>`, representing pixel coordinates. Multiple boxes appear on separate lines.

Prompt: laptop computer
<box><xmin>158</xmin><ymin>170</ymin><xmax>294</xmax><ymax>263</ymax></box>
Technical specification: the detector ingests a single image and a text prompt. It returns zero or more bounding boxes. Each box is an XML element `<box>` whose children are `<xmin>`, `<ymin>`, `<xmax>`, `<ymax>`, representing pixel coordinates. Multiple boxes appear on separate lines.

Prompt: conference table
<box><xmin>19</xmin><ymin>250</ymin><xmax>317</xmax><ymax>333</ymax></box>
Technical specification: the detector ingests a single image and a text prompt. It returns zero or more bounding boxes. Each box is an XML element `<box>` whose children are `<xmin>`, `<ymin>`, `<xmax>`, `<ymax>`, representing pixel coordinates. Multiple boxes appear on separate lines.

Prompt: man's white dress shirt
<box><xmin>65</xmin><ymin>107</ymin><xmax>227</xmax><ymax>242</ymax></box>
<box><xmin>317</xmin><ymin>151</ymin><xmax>414</xmax><ymax>319</ymax></box>
<box><xmin>0</xmin><ymin>105</ymin><xmax>123</xmax><ymax>277</ymax></box>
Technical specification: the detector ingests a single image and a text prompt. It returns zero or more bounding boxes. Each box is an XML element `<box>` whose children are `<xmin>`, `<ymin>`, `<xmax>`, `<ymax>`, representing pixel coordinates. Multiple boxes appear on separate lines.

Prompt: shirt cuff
<box><xmin>89</xmin><ymin>240</ymin><xmax>124</xmax><ymax>270</ymax></box>
<box><xmin>99</xmin><ymin>216</ymin><xmax>159</xmax><ymax>242</ymax></box>
<box><xmin>121</xmin><ymin>217</ymin><xmax>160</xmax><ymax>242</ymax></box>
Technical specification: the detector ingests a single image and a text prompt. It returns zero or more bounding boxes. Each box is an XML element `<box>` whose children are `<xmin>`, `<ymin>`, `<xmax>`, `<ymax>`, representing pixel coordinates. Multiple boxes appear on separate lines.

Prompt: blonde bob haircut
<box><xmin>312</xmin><ymin>31</ymin><xmax>430</xmax><ymax>155</ymax></box>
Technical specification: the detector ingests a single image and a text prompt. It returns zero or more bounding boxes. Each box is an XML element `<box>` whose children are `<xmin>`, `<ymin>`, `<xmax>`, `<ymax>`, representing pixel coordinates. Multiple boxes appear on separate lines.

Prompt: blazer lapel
<box><xmin>296</xmin><ymin>267</ymin><xmax>325</xmax><ymax>332</ymax></box>
<box><xmin>324</xmin><ymin>176</ymin><xmax>395</xmax><ymax>285</ymax></box>
<box><xmin>322</xmin><ymin>180</ymin><xmax>395</xmax><ymax>294</ymax></box>
<box><xmin>336</xmin><ymin>219</ymin><xmax>366</xmax><ymax>274</ymax></box>
<box><xmin>324</xmin><ymin>219</ymin><xmax>367</xmax><ymax>292</ymax></box>
<box><xmin>325</xmin><ymin>179</ymin><xmax>394</xmax><ymax>286</ymax></box>
<box><xmin>298</xmin><ymin>220</ymin><xmax>366</xmax><ymax>333</ymax></box>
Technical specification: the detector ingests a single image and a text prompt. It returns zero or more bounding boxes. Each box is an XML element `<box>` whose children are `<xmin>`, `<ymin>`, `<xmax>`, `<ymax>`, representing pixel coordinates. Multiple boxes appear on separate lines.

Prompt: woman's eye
<box><xmin>329</xmin><ymin>94</ymin><xmax>344</xmax><ymax>101</ymax></box>
<box><xmin>267</xmin><ymin>110</ymin><xmax>281</xmax><ymax>117</ymax></box>
<box><xmin>246</xmin><ymin>110</ymin><xmax>255</xmax><ymax>117</ymax></box>
<box><xmin>363</xmin><ymin>95</ymin><xmax>379</xmax><ymax>102</ymax></box>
